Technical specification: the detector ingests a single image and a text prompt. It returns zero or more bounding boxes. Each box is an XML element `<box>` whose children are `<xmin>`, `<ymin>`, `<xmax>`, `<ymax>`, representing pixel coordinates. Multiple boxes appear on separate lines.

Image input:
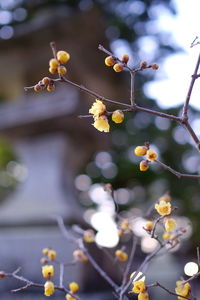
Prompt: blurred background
<box><xmin>0</xmin><ymin>0</ymin><xmax>199</xmax><ymax>299</ymax></box>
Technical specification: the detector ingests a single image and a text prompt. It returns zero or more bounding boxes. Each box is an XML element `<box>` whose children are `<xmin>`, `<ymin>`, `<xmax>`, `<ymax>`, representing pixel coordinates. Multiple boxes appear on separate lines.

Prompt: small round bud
<box><xmin>146</xmin><ymin>149</ymin><xmax>157</xmax><ymax>161</ymax></box>
<box><xmin>49</xmin><ymin>67</ymin><xmax>57</xmax><ymax>74</ymax></box>
<box><xmin>83</xmin><ymin>229</ymin><xmax>95</xmax><ymax>243</ymax></box>
<box><xmin>58</xmin><ymin>65</ymin><xmax>67</xmax><ymax>75</ymax></box>
<box><xmin>57</xmin><ymin>50</ymin><xmax>70</xmax><ymax>64</ymax></box>
<box><xmin>42</xmin><ymin>248</ymin><xmax>49</xmax><ymax>255</ymax></box>
<box><xmin>113</xmin><ymin>63</ymin><xmax>124</xmax><ymax>72</ymax></box>
<box><xmin>151</xmin><ymin>63</ymin><xmax>159</xmax><ymax>70</ymax></box>
<box><xmin>73</xmin><ymin>249</ymin><xmax>88</xmax><ymax>262</ymax></box>
<box><xmin>121</xmin><ymin>54</ymin><xmax>129</xmax><ymax>63</ymax></box>
<box><xmin>42</xmin><ymin>77</ymin><xmax>50</xmax><ymax>86</ymax></box>
<box><xmin>140</xmin><ymin>61</ymin><xmax>147</xmax><ymax>69</ymax></box>
<box><xmin>134</xmin><ymin>146</ymin><xmax>148</xmax><ymax>156</ymax></box>
<box><xmin>139</xmin><ymin>160</ymin><xmax>149</xmax><ymax>171</ymax></box>
<box><xmin>34</xmin><ymin>84</ymin><xmax>42</xmax><ymax>92</ymax></box>
<box><xmin>40</xmin><ymin>257</ymin><xmax>49</xmax><ymax>265</ymax></box>
<box><xmin>105</xmin><ymin>56</ymin><xmax>115</xmax><ymax>66</ymax></box>
<box><xmin>47</xmin><ymin>84</ymin><xmax>55</xmax><ymax>92</ymax></box>
<box><xmin>47</xmin><ymin>249</ymin><xmax>57</xmax><ymax>260</ymax></box>
<box><xmin>115</xmin><ymin>249</ymin><xmax>128</xmax><ymax>262</ymax></box>
<box><xmin>145</xmin><ymin>221</ymin><xmax>154</xmax><ymax>231</ymax></box>
<box><xmin>66</xmin><ymin>294</ymin><xmax>76</xmax><ymax>300</ymax></box>
<box><xmin>0</xmin><ymin>271</ymin><xmax>5</xmax><ymax>279</ymax></box>
<box><xmin>112</xmin><ymin>110</ymin><xmax>124</xmax><ymax>123</ymax></box>
<box><xmin>44</xmin><ymin>280</ymin><xmax>55</xmax><ymax>296</ymax></box>
<box><xmin>69</xmin><ymin>282</ymin><xmax>79</xmax><ymax>293</ymax></box>
<box><xmin>49</xmin><ymin>58</ymin><xmax>59</xmax><ymax>69</ymax></box>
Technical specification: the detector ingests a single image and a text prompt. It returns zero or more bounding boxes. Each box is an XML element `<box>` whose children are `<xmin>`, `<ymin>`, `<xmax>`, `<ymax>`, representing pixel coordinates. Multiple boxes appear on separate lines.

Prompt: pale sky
<box><xmin>145</xmin><ymin>0</ymin><xmax>200</xmax><ymax>110</ymax></box>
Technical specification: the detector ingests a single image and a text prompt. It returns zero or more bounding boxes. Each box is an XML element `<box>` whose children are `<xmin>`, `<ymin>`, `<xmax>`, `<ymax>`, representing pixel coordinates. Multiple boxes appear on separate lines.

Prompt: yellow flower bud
<box><xmin>134</xmin><ymin>146</ymin><xmax>148</xmax><ymax>156</ymax></box>
<box><xmin>58</xmin><ymin>65</ymin><xmax>67</xmax><ymax>75</ymax></box>
<box><xmin>139</xmin><ymin>160</ymin><xmax>149</xmax><ymax>171</ymax></box>
<box><xmin>57</xmin><ymin>50</ymin><xmax>70</xmax><ymax>64</ymax></box>
<box><xmin>49</xmin><ymin>58</ymin><xmax>59</xmax><ymax>69</ymax></box>
<box><xmin>34</xmin><ymin>84</ymin><xmax>42</xmax><ymax>92</ymax></box>
<box><xmin>162</xmin><ymin>232</ymin><xmax>173</xmax><ymax>240</ymax></box>
<box><xmin>44</xmin><ymin>281</ymin><xmax>55</xmax><ymax>297</ymax></box>
<box><xmin>155</xmin><ymin>200</ymin><xmax>171</xmax><ymax>216</ymax></box>
<box><xmin>132</xmin><ymin>281</ymin><xmax>146</xmax><ymax>294</ymax></box>
<box><xmin>151</xmin><ymin>63</ymin><xmax>159</xmax><ymax>70</ymax></box>
<box><xmin>42</xmin><ymin>77</ymin><xmax>50</xmax><ymax>86</ymax></box>
<box><xmin>47</xmin><ymin>249</ymin><xmax>57</xmax><ymax>260</ymax></box>
<box><xmin>49</xmin><ymin>67</ymin><xmax>57</xmax><ymax>74</ymax></box>
<box><xmin>47</xmin><ymin>84</ymin><xmax>55</xmax><ymax>92</ymax></box>
<box><xmin>83</xmin><ymin>229</ymin><xmax>95</xmax><ymax>243</ymax></box>
<box><xmin>65</xmin><ymin>294</ymin><xmax>76</xmax><ymax>300</ymax></box>
<box><xmin>113</xmin><ymin>63</ymin><xmax>124</xmax><ymax>72</ymax></box>
<box><xmin>73</xmin><ymin>250</ymin><xmax>88</xmax><ymax>262</ymax></box>
<box><xmin>121</xmin><ymin>54</ymin><xmax>129</xmax><ymax>63</ymax></box>
<box><xmin>140</xmin><ymin>61</ymin><xmax>148</xmax><ymax>69</ymax></box>
<box><xmin>146</xmin><ymin>149</ymin><xmax>157</xmax><ymax>161</ymax></box>
<box><xmin>42</xmin><ymin>265</ymin><xmax>54</xmax><ymax>278</ymax></box>
<box><xmin>119</xmin><ymin>219</ymin><xmax>131</xmax><ymax>233</ymax></box>
<box><xmin>112</xmin><ymin>110</ymin><xmax>124</xmax><ymax>123</ymax></box>
<box><xmin>145</xmin><ymin>221</ymin><xmax>154</xmax><ymax>231</ymax></box>
<box><xmin>69</xmin><ymin>282</ymin><xmax>79</xmax><ymax>293</ymax></box>
<box><xmin>105</xmin><ymin>56</ymin><xmax>115</xmax><ymax>66</ymax></box>
<box><xmin>42</xmin><ymin>248</ymin><xmax>49</xmax><ymax>255</ymax></box>
<box><xmin>115</xmin><ymin>249</ymin><xmax>128</xmax><ymax>262</ymax></box>
<box><xmin>164</xmin><ymin>217</ymin><xmax>177</xmax><ymax>232</ymax></box>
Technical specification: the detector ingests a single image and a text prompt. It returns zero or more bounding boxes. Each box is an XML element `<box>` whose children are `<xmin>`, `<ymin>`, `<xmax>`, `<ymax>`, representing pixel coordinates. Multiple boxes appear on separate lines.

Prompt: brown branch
<box><xmin>183</xmin><ymin>121</ymin><xmax>200</xmax><ymax>151</ymax></box>
<box><xmin>155</xmin><ymin>159</ymin><xmax>200</xmax><ymax>179</ymax></box>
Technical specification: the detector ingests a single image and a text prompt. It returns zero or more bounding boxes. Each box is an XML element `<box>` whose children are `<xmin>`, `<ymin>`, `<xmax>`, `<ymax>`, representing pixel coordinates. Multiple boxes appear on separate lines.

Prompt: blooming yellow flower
<box><xmin>115</xmin><ymin>249</ymin><xmax>128</xmax><ymax>262</ymax></box>
<box><xmin>69</xmin><ymin>282</ymin><xmax>79</xmax><ymax>293</ymax></box>
<box><xmin>164</xmin><ymin>217</ymin><xmax>177</xmax><ymax>232</ymax></box>
<box><xmin>134</xmin><ymin>146</ymin><xmax>148</xmax><ymax>156</ymax></box>
<box><xmin>93</xmin><ymin>115</ymin><xmax>110</xmax><ymax>132</ymax></box>
<box><xmin>89</xmin><ymin>99</ymin><xmax>106</xmax><ymax>117</ymax></box>
<box><xmin>42</xmin><ymin>265</ymin><xmax>54</xmax><ymax>278</ymax></box>
<box><xmin>138</xmin><ymin>291</ymin><xmax>149</xmax><ymax>300</ymax></box>
<box><xmin>146</xmin><ymin>149</ymin><xmax>157</xmax><ymax>161</ymax></box>
<box><xmin>155</xmin><ymin>200</ymin><xmax>171</xmax><ymax>216</ymax></box>
<box><xmin>175</xmin><ymin>281</ymin><xmax>191</xmax><ymax>300</ymax></box>
<box><xmin>132</xmin><ymin>281</ymin><xmax>146</xmax><ymax>294</ymax></box>
<box><xmin>44</xmin><ymin>281</ymin><xmax>55</xmax><ymax>296</ymax></box>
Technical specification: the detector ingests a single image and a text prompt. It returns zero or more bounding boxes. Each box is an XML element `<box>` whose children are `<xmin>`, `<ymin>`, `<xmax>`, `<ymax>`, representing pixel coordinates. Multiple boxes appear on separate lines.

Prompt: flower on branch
<box><xmin>115</xmin><ymin>249</ymin><xmax>128</xmax><ymax>262</ymax></box>
<box><xmin>138</xmin><ymin>291</ymin><xmax>149</xmax><ymax>300</ymax></box>
<box><xmin>112</xmin><ymin>110</ymin><xmax>124</xmax><ymax>124</ymax></box>
<box><xmin>132</xmin><ymin>281</ymin><xmax>146</xmax><ymax>293</ymax></box>
<box><xmin>164</xmin><ymin>217</ymin><xmax>177</xmax><ymax>232</ymax></box>
<box><xmin>146</xmin><ymin>149</ymin><xmax>157</xmax><ymax>161</ymax></box>
<box><xmin>83</xmin><ymin>229</ymin><xmax>95</xmax><ymax>243</ymax></box>
<box><xmin>65</xmin><ymin>294</ymin><xmax>76</xmax><ymax>300</ymax></box>
<box><xmin>155</xmin><ymin>200</ymin><xmax>171</xmax><ymax>216</ymax></box>
<box><xmin>73</xmin><ymin>249</ymin><xmax>88</xmax><ymax>262</ymax></box>
<box><xmin>69</xmin><ymin>281</ymin><xmax>79</xmax><ymax>293</ymax></box>
<box><xmin>44</xmin><ymin>280</ymin><xmax>55</xmax><ymax>296</ymax></box>
<box><xmin>42</xmin><ymin>265</ymin><xmax>54</xmax><ymax>278</ymax></box>
<box><xmin>93</xmin><ymin>115</ymin><xmax>110</xmax><ymax>133</ymax></box>
<box><xmin>175</xmin><ymin>281</ymin><xmax>191</xmax><ymax>300</ymax></box>
<box><xmin>134</xmin><ymin>146</ymin><xmax>148</xmax><ymax>156</ymax></box>
<box><xmin>89</xmin><ymin>99</ymin><xmax>106</xmax><ymax>118</ymax></box>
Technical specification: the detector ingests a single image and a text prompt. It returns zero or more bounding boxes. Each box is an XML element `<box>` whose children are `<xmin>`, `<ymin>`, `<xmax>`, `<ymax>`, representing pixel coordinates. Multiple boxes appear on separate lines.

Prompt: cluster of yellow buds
<box><xmin>134</xmin><ymin>145</ymin><xmax>158</xmax><ymax>171</ymax></box>
<box><xmin>73</xmin><ymin>249</ymin><xmax>88</xmax><ymax>262</ymax></box>
<box><xmin>175</xmin><ymin>281</ymin><xmax>191</xmax><ymax>300</ymax></box>
<box><xmin>83</xmin><ymin>229</ymin><xmax>95</xmax><ymax>243</ymax></box>
<box><xmin>115</xmin><ymin>249</ymin><xmax>128</xmax><ymax>262</ymax></box>
<box><xmin>42</xmin><ymin>265</ymin><xmax>55</xmax><ymax>297</ymax></box>
<box><xmin>89</xmin><ymin>99</ymin><xmax>124</xmax><ymax>132</ymax></box>
<box><xmin>49</xmin><ymin>50</ymin><xmax>70</xmax><ymax>75</ymax></box>
<box><xmin>118</xmin><ymin>219</ymin><xmax>132</xmax><ymax>236</ymax></box>
<box><xmin>34</xmin><ymin>77</ymin><xmax>55</xmax><ymax>93</ymax></box>
<box><xmin>42</xmin><ymin>247</ymin><xmax>57</xmax><ymax>260</ymax></box>
<box><xmin>132</xmin><ymin>281</ymin><xmax>149</xmax><ymax>300</ymax></box>
<box><xmin>65</xmin><ymin>282</ymin><xmax>79</xmax><ymax>300</ymax></box>
<box><xmin>105</xmin><ymin>53</ymin><xmax>129</xmax><ymax>73</ymax></box>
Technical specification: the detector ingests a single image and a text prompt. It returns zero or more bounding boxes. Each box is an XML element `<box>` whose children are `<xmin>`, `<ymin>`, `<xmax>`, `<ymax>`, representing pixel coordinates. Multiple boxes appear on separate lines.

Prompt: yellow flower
<box><xmin>57</xmin><ymin>50</ymin><xmax>70</xmax><ymax>64</ymax></box>
<box><xmin>93</xmin><ymin>116</ymin><xmax>110</xmax><ymax>133</ymax></box>
<box><xmin>112</xmin><ymin>110</ymin><xmax>124</xmax><ymax>123</ymax></box>
<box><xmin>47</xmin><ymin>249</ymin><xmax>57</xmax><ymax>260</ymax></box>
<box><xmin>105</xmin><ymin>56</ymin><xmax>115</xmax><ymax>66</ymax></box>
<box><xmin>73</xmin><ymin>249</ymin><xmax>88</xmax><ymax>262</ymax></box>
<box><xmin>65</xmin><ymin>294</ymin><xmax>76</xmax><ymax>300</ymax></box>
<box><xmin>138</xmin><ymin>291</ymin><xmax>149</xmax><ymax>300</ymax></box>
<box><xmin>175</xmin><ymin>281</ymin><xmax>191</xmax><ymax>300</ymax></box>
<box><xmin>69</xmin><ymin>282</ymin><xmax>79</xmax><ymax>293</ymax></box>
<box><xmin>139</xmin><ymin>160</ymin><xmax>149</xmax><ymax>171</ymax></box>
<box><xmin>42</xmin><ymin>265</ymin><xmax>54</xmax><ymax>278</ymax></box>
<box><xmin>146</xmin><ymin>149</ymin><xmax>157</xmax><ymax>161</ymax></box>
<box><xmin>162</xmin><ymin>232</ymin><xmax>173</xmax><ymax>240</ymax></box>
<box><xmin>134</xmin><ymin>146</ymin><xmax>148</xmax><ymax>156</ymax></box>
<box><xmin>164</xmin><ymin>217</ymin><xmax>177</xmax><ymax>232</ymax></box>
<box><xmin>44</xmin><ymin>281</ymin><xmax>55</xmax><ymax>296</ymax></box>
<box><xmin>42</xmin><ymin>248</ymin><xmax>49</xmax><ymax>256</ymax></box>
<box><xmin>145</xmin><ymin>221</ymin><xmax>154</xmax><ymax>231</ymax></box>
<box><xmin>115</xmin><ymin>249</ymin><xmax>128</xmax><ymax>262</ymax></box>
<box><xmin>132</xmin><ymin>281</ymin><xmax>146</xmax><ymax>294</ymax></box>
<box><xmin>89</xmin><ymin>99</ymin><xmax>106</xmax><ymax>117</ymax></box>
<box><xmin>155</xmin><ymin>200</ymin><xmax>171</xmax><ymax>216</ymax></box>
<box><xmin>119</xmin><ymin>219</ymin><xmax>131</xmax><ymax>233</ymax></box>
<box><xmin>83</xmin><ymin>229</ymin><xmax>95</xmax><ymax>243</ymax></box>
